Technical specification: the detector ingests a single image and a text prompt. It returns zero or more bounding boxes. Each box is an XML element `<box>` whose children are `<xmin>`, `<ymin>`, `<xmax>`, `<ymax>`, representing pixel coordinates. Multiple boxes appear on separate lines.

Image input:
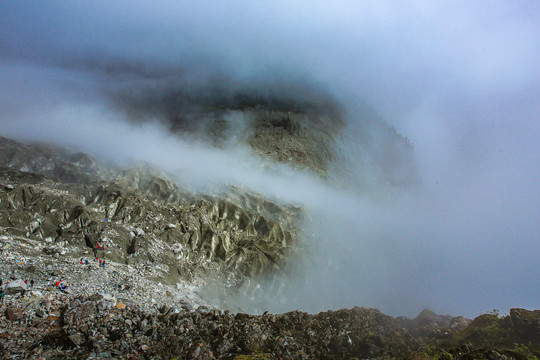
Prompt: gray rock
<box><xmin>88</xmin><ymin>293</ymin><xmax>104</xmax><ymax>301</ymax></box>
<box><xmin>5</xmin><ymin>279</ymin><xmax>27</xmax><ymax>295</ymax></box>
<box><xmin>69</xmin><ymin>333</ymin><xmax>85</xmax><ymax>346</ymax></box>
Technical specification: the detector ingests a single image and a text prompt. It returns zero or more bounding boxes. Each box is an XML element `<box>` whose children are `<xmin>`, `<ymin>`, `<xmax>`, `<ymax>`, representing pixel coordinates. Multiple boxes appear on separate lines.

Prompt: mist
<box><xmin>1</xmin><ymin>1</ymin><xmax>539</xmax><ymax>318</ymax></box>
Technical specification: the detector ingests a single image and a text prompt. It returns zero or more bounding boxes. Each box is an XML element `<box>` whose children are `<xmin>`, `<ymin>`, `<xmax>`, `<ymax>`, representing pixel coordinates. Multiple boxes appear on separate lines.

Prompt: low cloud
<box><xmin>1</xmin><ymin>1</ymin><xmax>539</xmax><ymax>317</ymax></box>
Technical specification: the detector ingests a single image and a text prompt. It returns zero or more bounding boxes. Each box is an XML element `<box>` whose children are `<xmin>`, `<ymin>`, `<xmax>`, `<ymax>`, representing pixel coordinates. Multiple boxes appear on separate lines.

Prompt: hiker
<box><xmin>85</xmin><ymin>259</ymin><xmax>89</xmax><ymax>265</ymax></box>
<box><xmin>20</xmin><ymin>289</ymin><xmax>26</xmax><ymax>299</ymax></box>
<box><xmin>0</xmin><ymin>289</ymin><xmax>5</xmax><ymax>303</ymax></box>
<box><xmin>102</xmin><ymin>260</ymin><xmax>106</xmax><ymax>268</ymax></box>
<box><xmin>0</xmin><ymin>278</ymin><xmax>3</xmax><ymax>287</ymax></box>
<box><xmin>30</xmin><ymin>279</ymin><xmax>34</xmax><ymax>288</ymax></box>
<box><xmin>55</xmin><ymin>280</ymin><xmax>60</xmax><ymax>287</ymax></box>
<box><xmin>80</xmin><ymin>258</ymin><xmax>83</xmax><ymax>265</ymax></box>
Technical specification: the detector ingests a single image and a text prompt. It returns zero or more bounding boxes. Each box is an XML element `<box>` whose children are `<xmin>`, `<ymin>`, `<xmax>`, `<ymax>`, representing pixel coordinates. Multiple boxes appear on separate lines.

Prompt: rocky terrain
<box><xmin>0</xmin><ymin>134</ymin><xmax>538</xmax><ymax>359</ymax></box>
<box><xmin>0</xmin><ymin>270</ymin><xmax>538</xmax><ymax>359</ymax></box>
<box><xmin>0</xmin><ymin>135</ymin><xmax>306</xmax><ymax>301</ymax></box>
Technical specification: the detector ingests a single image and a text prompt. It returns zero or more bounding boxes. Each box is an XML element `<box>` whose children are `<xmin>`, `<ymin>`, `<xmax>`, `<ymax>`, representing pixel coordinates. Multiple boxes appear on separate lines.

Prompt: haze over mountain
<box><xmin>1</xmin><ymin>1</ymin><xmax>539</xmax><ymax>318</ymax></box>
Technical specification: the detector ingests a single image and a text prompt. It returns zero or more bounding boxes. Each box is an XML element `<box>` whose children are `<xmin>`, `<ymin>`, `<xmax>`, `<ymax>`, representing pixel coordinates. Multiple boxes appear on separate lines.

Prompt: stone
<box><xmin>100</xmin><ymin>293</ymin><xmax>117</xmax><ymax>308</ymax></box>
<box><xmin>5</xmin><ymin>308</ymin><xmax>23</xmax><ymax>321</ymax></box>
<box><xmin>89</xmin><ymin>293</ymin><xmax>104</xmax><ymax>302</ymax></box>
<box><xmin>449</xmin><ymin>316</ymin><xmax>469</xmax><ymax>331</ymax></box>
<box><xmin>69</xmin><ymin>333</ymin><xmax>85</xmax><ymax>346</ymax></box>
<box><xmin>5</xmin><ymin>279</ymin><xmax>27</xmax><ymax>295</ymax></box>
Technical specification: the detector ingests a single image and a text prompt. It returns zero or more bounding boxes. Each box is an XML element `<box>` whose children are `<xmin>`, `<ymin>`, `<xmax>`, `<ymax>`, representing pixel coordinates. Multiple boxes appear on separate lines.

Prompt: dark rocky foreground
<box><xmin>0</xmin><ymin>292</ymin><xmax>538</xmax><ymax>359</ymax></box>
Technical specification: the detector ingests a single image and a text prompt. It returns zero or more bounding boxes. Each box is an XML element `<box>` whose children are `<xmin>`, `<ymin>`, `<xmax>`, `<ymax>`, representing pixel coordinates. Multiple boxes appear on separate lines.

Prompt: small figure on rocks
<box><xmin>0</xmin><ymin>289</ymin><xmax>5</xmax><ymax>303</ymax></box>
<box><xmin>85</xmin><ymin>259</ymin><xmax>89</xmax><ymax>265</ymax></box>
<box><xmin>30</xmin><ymin>279</ymin><xmax>34</xmax><ymax>288</ymax></box>
<box><xmin>19</xmin><ymin>289</ymin><xmax>26</xmax><ymax>299</ymax></box>
<box><xmin>102</xmin><ymin>260</ymin><xmax>106</xmax><ymax>268</ymax></box>
<box><xmin>0</xmin><ymin>278</ymin><xmax>3</xmax><ymax>286</ymax></box>
<box><xmin>80</xmin><ymin>258</ymin><xmax>83</xmax><ymax>264</ymax></box>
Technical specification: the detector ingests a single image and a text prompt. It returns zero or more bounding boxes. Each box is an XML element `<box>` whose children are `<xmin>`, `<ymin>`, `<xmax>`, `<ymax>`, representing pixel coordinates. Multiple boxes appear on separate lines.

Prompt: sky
<box><xmin>1</xmin><ymin>1</ymin><xmax>539</xmax><ymax>317</ymax></box>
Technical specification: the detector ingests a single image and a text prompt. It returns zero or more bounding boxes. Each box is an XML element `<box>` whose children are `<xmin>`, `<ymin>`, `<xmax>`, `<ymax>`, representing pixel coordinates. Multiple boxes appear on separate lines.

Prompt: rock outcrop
<box><xmin>0</xmin><ymin>137</ymin><xmax>302</xmax><ymax>294</ymax></box>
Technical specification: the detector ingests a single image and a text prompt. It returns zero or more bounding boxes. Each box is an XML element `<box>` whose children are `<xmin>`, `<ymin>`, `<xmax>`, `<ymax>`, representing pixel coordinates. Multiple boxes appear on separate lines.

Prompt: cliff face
<box><xmin>0</xmin><ymin>136</ymin><xmax>302</xmax><ymax>291</ymax></box>
<box><xmin>107</xmin><ymin>76</ymin><xmax>417</xmax><ymax>186</ymax></box>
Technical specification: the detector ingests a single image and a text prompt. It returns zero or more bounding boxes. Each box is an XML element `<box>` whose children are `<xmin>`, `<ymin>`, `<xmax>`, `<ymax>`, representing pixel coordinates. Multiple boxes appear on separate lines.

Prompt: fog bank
<box><xmin>1</xmin><ymin>1</ymin><xmax>539</xmax><ymax>317</ymax></box>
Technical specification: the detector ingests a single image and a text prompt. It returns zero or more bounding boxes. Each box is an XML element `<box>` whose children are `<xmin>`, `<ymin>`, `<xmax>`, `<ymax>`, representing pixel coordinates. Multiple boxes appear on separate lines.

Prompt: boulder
<box><xmin>96</xmin><ymin>293</ymin><xmax>117</xmax><ymax>309</ymax></box>
<box><xmin>5</xmin><ymin>308</ymin><xmax>23</xmax><ymax>321</ymax></box>
<box><xmin>88</xmin><ymin>293</ymin><xmax>104</xmax><ymax>302</ymax></box>
<box><xmin>69</xmin><ymin>333</ymin><xmax>85</xmax><ymax>346</ymax></box>
<box><xmin>5</xmin><ymin>279</ymin><xmax>27</xmax><ymax>295</ymax></box>
<box><xmin>35</xmin><ymin>308</ymin><xmax>46</xmax><ymax>318</ymax></box>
